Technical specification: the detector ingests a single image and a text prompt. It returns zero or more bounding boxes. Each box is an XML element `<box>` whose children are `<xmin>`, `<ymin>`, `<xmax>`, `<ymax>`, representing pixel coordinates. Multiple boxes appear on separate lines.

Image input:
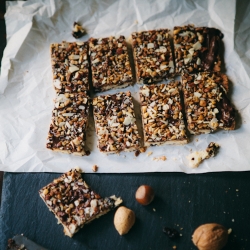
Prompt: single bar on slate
<box><xmin>173</xmin><ymin>24</ymin><xmax>224</xmax><ymax>74</ymax></box>
<box><xmin>131</xmin><ymin>29</ymin><xmax>175</xmax><ymax>84</ymax></box>
<box><xmin>93</xmin><ymin>91</ymin><xmax>140</xmax><ymax>154</ymax></box>
<box><xmin>182</xmin><ymin>72</ymin><xmax>236</xmax><ymax>134</ymax></box>
<box><xmin>39</xmin><ymin>168</ymin><xmax>122</xmax><ymax>237</ymax></box>
<box><xmin>50</xmin><ymin>41</ymin><xmax>89</xmax><ymax>93</ymax></box>
<box><xmin>89</xmin><ymin>36</ymin><xmax>133</xmax><ymax>92</ymax></box>
<box><xmin>46</xmin><ymin>92</ymin><xmax>89</xmax><ymax>156</ymax></box>
<box><xmin>140</xmin><ymin>82</ymin><xmax>188</xmax><ymax>146</ymax></box>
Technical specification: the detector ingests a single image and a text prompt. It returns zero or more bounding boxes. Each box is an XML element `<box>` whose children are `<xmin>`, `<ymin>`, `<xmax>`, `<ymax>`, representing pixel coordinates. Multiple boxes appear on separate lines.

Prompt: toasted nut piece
<box><xmin>114</xmin><ymin>206</ymin><xmax>135</xmax><ymax>235</ymax></box>
<box><xmin>192</xmin><ymin>223</ymin><xmax>228</xmax><ymax>250</ymax></box>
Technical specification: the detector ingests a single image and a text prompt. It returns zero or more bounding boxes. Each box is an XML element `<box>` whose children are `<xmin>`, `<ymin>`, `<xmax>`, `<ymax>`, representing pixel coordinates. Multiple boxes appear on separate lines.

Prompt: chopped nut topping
<box><xmin>39</xmin><ymin>168</ymin><xmax>122</xmax><ymax>237</ymax></box>
<box><xmin>72</xmin><ymin>22</ymin><xmax>85</xmax><ymax>39</ymax></box>
<box><xmin>93</xmin><ymin>92</ymin><xmax>140</xmax><ymax>154</ymax></box>
<box><xmin>140</xmin><ymin>82</ymin><xmax>188</xmax><ymax>146</ymax></box>
<box><xmin>89</xmin><ymin>36</ymin><xmax>133</xmax><ymax>92</ymax></box>
<box><xmin>131</xmin><ymin>29</ymin><xmax>175</xmax><ymax>84</ymax></box>
<box><xmin>46</xmin><ymin>92</ymin><xmax>89</xmax><ymax>156</ymax></box>
<box><xmin>182</xmin><ymin>72</ymin><xmax>235</xmax><ymax>134</ymax></box>
<box><xmin>92</xmin><ymin>165</ymin><xmax>98</xmax><ymax>172</ymax></box>
<box><xmin>173</xmin><ymin>24</ymin><xmax>224</xmax><ymax>74</ymax></box>
<box><xmin>50</xmin><ymin>41</ymin><xmax>89</xmax><ymax>92</ymax></box>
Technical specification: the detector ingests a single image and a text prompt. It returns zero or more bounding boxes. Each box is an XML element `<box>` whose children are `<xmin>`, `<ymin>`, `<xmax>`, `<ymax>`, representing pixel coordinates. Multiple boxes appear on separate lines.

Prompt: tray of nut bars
<box><xmin>0</xmin><ymin>0</ymin><xmax>250</xmax><ymax>174</ymax></box>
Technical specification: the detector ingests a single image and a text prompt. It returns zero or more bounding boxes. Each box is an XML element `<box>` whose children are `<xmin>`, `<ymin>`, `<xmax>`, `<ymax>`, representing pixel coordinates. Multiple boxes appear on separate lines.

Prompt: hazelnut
<box><xmin>192</xmin><ymin>223</ymin><xmax>228</xmax><ymax>250</ymax></box>
<box><xmin>135</xmin><ymin>185</ymin><xmax>155</xmax><ymax>205</ymax></box>
<box><xmin>114</xmin><ymin>206</ymin><xmax>135</xmax><ymax>235</ymax></box>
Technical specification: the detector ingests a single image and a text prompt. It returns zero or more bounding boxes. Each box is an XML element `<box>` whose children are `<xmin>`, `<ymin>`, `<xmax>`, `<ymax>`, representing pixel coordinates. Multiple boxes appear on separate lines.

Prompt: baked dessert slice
<box><xmin>93</xmin><ymin>91</ymin><xmax>140</xmax><ymax>154</ymax></box>
<box><xmin>50</xmin><ymin>41</ymin><xmax>89</xmax><ymax>93</ymax></box>
<box><xmin>89</xmin><ymin>36</ymin><xmax>133</xmax><ymax>92</ymax></box>
<box><xmin>131</xmin><ymin>29</ymin><xmax>175</xmax><ymax>84</ymax></box>
<box><xmin>46</xmin><ymin>92</ymin><xmax>90</xmax><ymax>156</ymax></box>
<box><xmin>182</xmin><ymin>72</ymin><xmax>236</xmax><ymax>134</ymax></box>
<box><xmin>139</xmin><ymin>82</ymin><xmax>188</xmax><ymax>146</ymax></box>
<box><xmin>173</xmin><ymin>24</ymin><xmax>224</xmax><ymax>74</ymax></box>
<box><xmin>39</xmin><ymin>168</ymin><xmax>122</xmax><ymax>237</ymax></box>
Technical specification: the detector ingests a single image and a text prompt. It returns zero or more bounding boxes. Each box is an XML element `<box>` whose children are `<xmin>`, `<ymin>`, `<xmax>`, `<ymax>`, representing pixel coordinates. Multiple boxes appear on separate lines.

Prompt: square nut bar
<box><xmin>140</xmin><ymin>82</ymin><xmax>188</xmax><ymax>146</ymax></box>
<box><xmin>182</xmin><ymin>72</ymin><xmax>236</xmax><ymax>134</ymax></box>
<box><xmin>46</xmin><ymin>92</ymin><xmax>90</xmax><ymax>156</ymax></box>
<box><xmin>89</xmin><ymin>36</ymin><xmax>133</xmax><ymax>92</ymax></box>
<box><xmin>131</xmin><ymin>29</ymin><xmax>175</xmax><ymax>84</ymax></box>
<box><xmin>51</xmin><ymin>41</ymin><xmax>89</xmax><ymax>93</ymax></box>
<box><xmin>93</xmin><ymin>91</ymin><xmax>140</xmax><ymax>154</ymax></box>
<box><xmin>39</xmin><ymin>168</ymin><xmax>122</xmax><ymax>237</ymax></box>
<box><xmin>174</xmin><ymin>25</ymin><xmax>224</xmax><ymax>74</ymax></box>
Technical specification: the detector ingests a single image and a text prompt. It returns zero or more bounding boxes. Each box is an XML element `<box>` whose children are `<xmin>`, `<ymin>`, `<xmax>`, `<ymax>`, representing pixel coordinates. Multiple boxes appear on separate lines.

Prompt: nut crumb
<box><xmin>72</xmin><ymin>22</ymin><xmax>85</xmax><ymax>38</ymax></box>
<box><xmin>147</xmin><ymin>151</ymin><xmax>153</xmax><ymax>156</ymax></box>
<box><xmin>153</xmin><ymin>156</ymin><xmax>167</xmax><ymax>161</ymax></box>
<box><xmin>140</xmin><ymin>147</ymin><xmax>147</xmax><ymax>153</ymax></box>
<box><xmin>92</xmin><ymin>165</ymin><xmax>98</xmax><ymax>172</ymax></box>
<box><xmin>228</xmin><ymin>228</ymin><xmax>232</xmax><ymax>234</ymax></box>
<box><xmin>153</xmin><ymin>208</ymin><xmax>156</xmax><ymax>212</ymax></box>
<box><xmin>173</xmin><ymin>246</ymin><xmax>177</xmax><ymax>250</ymax></box>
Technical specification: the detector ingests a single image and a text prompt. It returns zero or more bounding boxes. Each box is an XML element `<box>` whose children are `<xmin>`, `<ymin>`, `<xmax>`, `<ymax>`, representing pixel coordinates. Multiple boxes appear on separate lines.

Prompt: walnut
<box><xmin>192</xmin><ymin>223</ymin><xmax>228</xmax><ymax>250</ymax></box>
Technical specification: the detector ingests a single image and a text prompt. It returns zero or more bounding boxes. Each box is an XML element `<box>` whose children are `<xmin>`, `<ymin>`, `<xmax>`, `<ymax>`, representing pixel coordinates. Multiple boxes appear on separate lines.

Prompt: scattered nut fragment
<box><xmin>192</xmin><ymin>223</ymin><xmax>228</xmax><ymax>250</ymax></box>
<box><xmin>147</xmin><ymin>151</ymin><xmax>153</xmax><ymax>156</ymax></box>
<box><xmin>92</xmin><ymin>165</ymin><xmax>98</xmax><ymax>172</ymax></box>
<box><xmin>187</xmin><ymin>142</ymin><xmax>219</xmax><ymax>168</ymax></box>
<box><xmin>135</xmin><ymin>185</ymin><xmax>155</xmax><ymax>205</ymax></box>
<box><xmin>153</xmin><ymin>156</ymin><xmax>167</xmax><ymax>161</ymax></box>
<box><xmin>114</xmin><ymin>206</ymin><xmax>135</xmax><ymax>235</ymax></box>
<box><xmin>163</xmin><ymin>227</ymin><xmax>180</xmax><ymax>239</ymax></box>
<box><xmin>72</xmin><ymin>22</ymin><xmax>85</xmax><ymax>38</ymax></box>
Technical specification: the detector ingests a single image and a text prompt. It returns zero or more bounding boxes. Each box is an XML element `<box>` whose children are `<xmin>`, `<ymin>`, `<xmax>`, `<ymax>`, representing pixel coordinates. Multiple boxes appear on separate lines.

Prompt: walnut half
<box><xmin>192</xmin><ymin>223</ymin><xmax>229</xmax><ymax>250</ymax></box>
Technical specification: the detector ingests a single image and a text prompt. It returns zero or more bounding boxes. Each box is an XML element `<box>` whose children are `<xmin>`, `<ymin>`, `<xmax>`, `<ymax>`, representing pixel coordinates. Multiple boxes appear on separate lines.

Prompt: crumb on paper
<box><xmin>135</xmin><ymin>20</ymin><xmax>138</xmax><ymax>24</ymax></box>
<box><xmin>140</xmin><ymin>146</ymin><xmax>147</xmax><ymax>153</ymax></box>
<box><xmin>228</xmin><ymin>228</ymin><xmax>232</xmax><ymax>234</ymax></box>
<box><xmin>172</xmin><ymin>157</ymin><xmax>177</xmax><ymax>161</ymax></box>
<box><xmin>147</xmin><ymin>151</ymin><xmax>153</xmax><ymax>156</ymax></box>
<box><xmin>92</xmin><ymin>165</ymin><xmax>98</xmax><ymax>172</ymax></box>
<box><xmin>153</xmin><ymin>156</ymin><xmax>167</xmax><ymax>161</ymax></box>
<box><xmin>135</xmin><ymin>147</ymin><xmax>147</xmax><ymax>157</ymax></box>
<box><xmin>187</xmin><ymin>142</ymin><xmax>220</xmax><ymax>168</ymax></box>
<box><xmin>72</xmin><ymin>22</ymin><xmax>85</xmax><ymax>38</ymax></box>
<box><xmin>196</xmin><ymin>138</ymin><xmax>199</xmax><ymax>142</ymax></box>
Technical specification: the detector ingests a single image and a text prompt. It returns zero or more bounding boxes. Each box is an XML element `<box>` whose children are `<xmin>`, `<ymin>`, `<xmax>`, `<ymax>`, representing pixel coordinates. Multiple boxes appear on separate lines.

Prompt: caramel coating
<box><xmin>192</xmin><ymin>223</ymin><xmax>228</xmax><ymax>250</ymax></box>
<box><xmin>135</xmin><ymin>185</ymin><xmax>155</xmax><ymax>205</ymax></box>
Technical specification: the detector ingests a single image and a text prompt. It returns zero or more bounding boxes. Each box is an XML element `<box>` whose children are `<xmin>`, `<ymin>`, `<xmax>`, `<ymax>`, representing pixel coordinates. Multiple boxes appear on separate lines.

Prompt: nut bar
<box><xmin>51</xmin><ymin>41</ymin><xmax>89</xmax><ymax>93</ymax></box>
<box><xmin>131</xmin><ymin>29</ymin><xmax>175</xmax><ymax>84</ymax></box>
<box><xmin>93</xmin><ymin>91</ymin><xmax>140</xmax><ymax>154</ymax></box>
<box><xmin>89</xmin><ymin>36</ymin><xmax>133</xmax><ymax>92</ymax></box>
<box><xmin>140</xmin><ymin>82</ymin><xmax>188</xmax><ymax>146</ymax></box>
<box><xmin>173</xmin><ymin>25</ymin><xmax>224</xmax><ymax>74</ymax></box>
<box><xmin>182</xmin><ymin>72</ymin><xmax>236</xmax><ymax>134</ymax></box>
<box><xmin>46</xmin><ymin>92</ymin><xmax>89</xmax><ymax>156</ymax></box>
<box><xmin>39</xmin><ymin>168</ymin><xmax>122</xmax><ymax>237</ymax></box>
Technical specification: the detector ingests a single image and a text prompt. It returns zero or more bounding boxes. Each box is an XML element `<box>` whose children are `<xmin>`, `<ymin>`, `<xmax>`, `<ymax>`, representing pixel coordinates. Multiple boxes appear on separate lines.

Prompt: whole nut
<box><xmin>114</xmin><ymin>206</ymin><xmax>135</xmax><ymax>235</ymax></box>
<box><xmin>135</xmin><ymin>185</ymin><xmax>155</xmax><ymax>205</ymax></box>
<box><xmin>192</xmin><ymin>223</ymin><xmax>228</xmax><ymax>250</ymax></box>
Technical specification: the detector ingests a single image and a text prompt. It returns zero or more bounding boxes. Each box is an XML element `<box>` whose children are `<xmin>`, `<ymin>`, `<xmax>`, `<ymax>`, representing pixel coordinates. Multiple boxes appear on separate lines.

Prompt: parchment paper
<box><xmin>0</xmin><ymin>0</ymin><xmax>250</xmax><ymax>173</ymax></box>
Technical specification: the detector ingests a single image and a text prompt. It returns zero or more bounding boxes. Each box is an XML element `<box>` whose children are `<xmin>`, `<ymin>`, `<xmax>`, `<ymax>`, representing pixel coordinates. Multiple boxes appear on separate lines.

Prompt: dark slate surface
<box><xmin>1</xmin><ymin>172</ymin><xmax>250</xmax><ymax>250</ymax></box>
